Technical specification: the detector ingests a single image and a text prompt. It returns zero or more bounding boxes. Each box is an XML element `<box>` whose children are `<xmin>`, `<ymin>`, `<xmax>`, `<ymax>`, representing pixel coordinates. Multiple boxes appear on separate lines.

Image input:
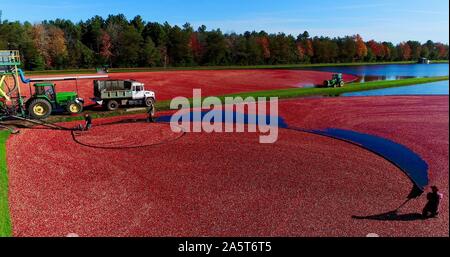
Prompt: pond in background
<box><xmin>342</xmin><ymin>80</ymin><xmax>449</xmax><ymax>96</ymax></box>
<box><xmin>305</xmin><ymin>63</ymin><xmax>449</xmax><ymax>82</ymax></box>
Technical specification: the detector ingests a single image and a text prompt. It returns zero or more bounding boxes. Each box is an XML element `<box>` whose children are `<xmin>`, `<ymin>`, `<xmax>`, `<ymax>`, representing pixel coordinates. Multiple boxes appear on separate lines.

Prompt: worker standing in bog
<box><xmin>84</xmin><ymin>114</ymin><xmax>92</xmax><ymax>131</ymax></box>
<box><xmin>147</xmin><ymin>104</ymin><xmax>155</xmax><ymax>123</ymax></box>
<box><xmin>422</xmin><ymin>186</ymin><xmax>443</xmax><ymax>219</ymax></box>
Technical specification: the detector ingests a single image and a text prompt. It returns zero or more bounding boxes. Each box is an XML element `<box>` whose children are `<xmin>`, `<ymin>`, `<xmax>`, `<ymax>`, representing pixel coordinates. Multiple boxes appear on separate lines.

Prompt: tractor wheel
<box><xmin>28</xmin><ymin>99</ymin><xmax>52</xmax><ymax>120</ymax></box>
<box><xmin>144</xmin><ymin>97</ymin><xmax>155</xmax><ymax>107</ymax></box>
<box><xmin>67</xmin><ymin>101</ymin><xmax>84</xmax><ymax>114</ymax></box>
<box><xmin>106</xmin><ymin>100</ymin><xmax>120</xmax><ymax>111</ymax></box>
<box><xmin>339</xmin><ymin>81</ymin><xmax>345</xmax><ymax>87</ymax></box>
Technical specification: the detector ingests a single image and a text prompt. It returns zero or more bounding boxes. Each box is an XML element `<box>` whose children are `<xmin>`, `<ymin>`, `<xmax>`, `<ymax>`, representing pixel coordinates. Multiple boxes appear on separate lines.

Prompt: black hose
<box><xmin>9</xmin><ymin>115</ymin><xmax>77</xmax><ymax>131</ymax></box>
<box><xmin>0</xmin><ymin>124</ymin><xmax>20</xmax><ymax>134</ymax></box>
<box><xmin>70</xmin><ymin>121</ymin><xmax>186</xmax><ymax>150</ymax></box>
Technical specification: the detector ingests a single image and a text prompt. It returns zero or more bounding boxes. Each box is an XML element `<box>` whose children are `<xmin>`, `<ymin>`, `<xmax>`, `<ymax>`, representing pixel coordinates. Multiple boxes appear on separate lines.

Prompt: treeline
<box><xmin>0</xmin><ymin>14</ymin><xmax>448</xmax><ymax>70</ymax></box>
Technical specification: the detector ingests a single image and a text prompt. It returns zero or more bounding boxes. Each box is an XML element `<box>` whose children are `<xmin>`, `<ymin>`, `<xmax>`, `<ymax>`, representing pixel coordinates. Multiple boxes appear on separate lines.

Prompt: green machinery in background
<box><xmin>1</xmin><ymin>50</ymin><xmax>108</xmax><ymax>121</ymax></box>
<box><xmin>323</xmin><ymin>73</ymin><xmax>345</xmax><ymax>88</ymax></box>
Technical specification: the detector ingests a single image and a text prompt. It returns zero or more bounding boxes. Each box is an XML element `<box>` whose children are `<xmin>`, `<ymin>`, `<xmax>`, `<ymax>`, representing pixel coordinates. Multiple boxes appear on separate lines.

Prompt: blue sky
<box><xmin>1</xmin><ymin>0</ymin><xmax>448</xmax><ymax>43</ymax></box>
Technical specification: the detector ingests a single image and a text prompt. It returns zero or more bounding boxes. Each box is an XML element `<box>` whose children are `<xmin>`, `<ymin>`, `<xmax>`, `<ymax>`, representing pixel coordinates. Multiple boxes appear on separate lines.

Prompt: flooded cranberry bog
<box><xmin>1</xmin><ymin>68</ymin><xmax>449</xmax><ymax>237</ymax></box>
<box><xmin>21</xmin><ymin>69</ymin><xmax>357</xmax><ymax>104</ymax></box>
<box><xmin>4</xmin><ymin>96</ymin><xmax>448</xmax><ymax>237</ymax></box>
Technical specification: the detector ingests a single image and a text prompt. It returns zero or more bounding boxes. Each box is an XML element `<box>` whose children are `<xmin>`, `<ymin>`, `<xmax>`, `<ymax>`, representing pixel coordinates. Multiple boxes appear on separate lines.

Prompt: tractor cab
<box><xmin>332</xmin><ymin>73</ymin><xmax>343</xmax><ymax>81</ymax></box>
<box><xmin>323</xmin><ymin>73</ymin><xmax>345</xmax><ymax>88</ymax></box>
<box><xmin>34</xmin><ymin>83</ymin><xmax>56</xmax><ymax>100</ymax></box>
<box><xmin>26</xmin><ymin>83</ymin><xmax>84</xmax><ymax>119</ymax></box>
<box><xmin>96</xmin><ymin>65</ymin><xmax>109</xmax><ymax>74</ymax></box>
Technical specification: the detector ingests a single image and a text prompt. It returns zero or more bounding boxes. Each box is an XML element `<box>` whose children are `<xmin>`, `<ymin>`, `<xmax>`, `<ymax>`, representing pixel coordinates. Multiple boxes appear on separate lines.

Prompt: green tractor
<box><xmin>26</xmin><ymin>83</ymin><xmax>84</xmax><ymax>119</ymax></box>
<box><xmin>323</xmin><ymin>73</ymin><xmax>345</xmax><ymax>88</ymax></box>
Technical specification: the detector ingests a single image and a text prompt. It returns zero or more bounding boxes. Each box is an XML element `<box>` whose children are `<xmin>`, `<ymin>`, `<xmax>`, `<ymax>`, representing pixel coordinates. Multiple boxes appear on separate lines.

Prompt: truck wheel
<box><xmin>106</xmin><ymin>100</ymin><xmax>120</xmax><ymax>111</ymax></box>
<box><xmin>67</xmin><ymin>101</ymin><xmax>83</xmax><ymax>114</ymax></box>
<box><xmin>28</xmin><ymin>99</ymin><xmax>52</xmax><ymax>120</ymax></box>
<box><xmin>144</xmin><ymin>97</ymin><xmax>155</xmax><ymax>107</ymax></box>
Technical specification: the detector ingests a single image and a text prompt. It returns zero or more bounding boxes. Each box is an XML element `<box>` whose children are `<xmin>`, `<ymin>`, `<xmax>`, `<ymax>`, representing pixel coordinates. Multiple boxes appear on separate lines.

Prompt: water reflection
<box><xmin>304</xmin><ymin>63</ymin><xmax>449</xmax><ymax>82</ymax></box>
<box><xmin>355</xmin><ymin>75</ymin><xmax>415</xmax><ymax>82</ymax></box>
<box><xmin>342</xmin><ymin>80</ymin><xmax>449</xmax><ymax>96</ymax></box>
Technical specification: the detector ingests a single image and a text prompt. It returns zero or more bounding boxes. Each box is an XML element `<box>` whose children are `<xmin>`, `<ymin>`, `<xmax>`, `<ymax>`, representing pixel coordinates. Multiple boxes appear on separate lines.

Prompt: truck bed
<box><xmin>94</xmin><ymin>80</ymin><xmax>133</xmax><ymax>98</ymax></box>
<box><xmin>100</xmin><ymin>90</ymin><xmax>133</xmax><ymax>99</ymax></box>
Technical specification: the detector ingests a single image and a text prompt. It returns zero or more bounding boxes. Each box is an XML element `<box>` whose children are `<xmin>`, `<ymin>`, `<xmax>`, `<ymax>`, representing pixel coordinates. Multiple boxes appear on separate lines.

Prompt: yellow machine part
<box><xmin>0</xmin><ymin>75</ymin><xmax>11</xmax><ymax>101</ymax></box>
<box><xmin>0</xmin><ymin>72</ymin><xmax>21</xmax><ymax>102</ymax></box>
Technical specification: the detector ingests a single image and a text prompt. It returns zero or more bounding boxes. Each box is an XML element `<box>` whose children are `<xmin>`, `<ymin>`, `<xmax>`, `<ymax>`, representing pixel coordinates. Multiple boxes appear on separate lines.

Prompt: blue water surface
<box><xmin>342</xmin><ymin>80</ymin><xmax>449</xmax><ymax>96</ymax></box>
<box><xmin>306</xmin><ymin>63</ymin><xmax>449</xmax><ymax>80</ymax></box>
<box><xmin>156</xmin><ymin>110</ymin><xmax>289</xmax><ymax>128</ymax></box>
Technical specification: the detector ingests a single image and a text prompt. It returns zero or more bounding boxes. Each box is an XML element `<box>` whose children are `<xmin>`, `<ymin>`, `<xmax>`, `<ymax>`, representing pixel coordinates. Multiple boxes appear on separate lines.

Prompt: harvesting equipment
<box><xmin>26</xmin><ymin>82</ymin><xmax>84</xmax><ymax>119</ymax></box>
<box><xmin>1</xmin><ymin>50</ymin><xmax>108</xmax><ymax>121</ymax></box>
<box><xmin>1</xmin><ymin>50</ymin><xmax>26</xmax><ymax>119</ymax></box>
<box><xmin>323</xmin><ymin>73</ymin><xmax>345</xmax><ymax>88</ymax></box>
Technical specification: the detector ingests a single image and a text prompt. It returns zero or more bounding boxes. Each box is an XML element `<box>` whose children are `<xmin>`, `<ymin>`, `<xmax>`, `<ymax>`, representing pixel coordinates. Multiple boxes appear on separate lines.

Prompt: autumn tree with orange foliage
<box><xmin>100</xmin><ymin>30</ymin><xmax>113</xmax><ymax>64</ymax></box>
<box><xmin>48</xmin><ymin>26</ymin><xmax>68</xmax><ymax>65</ymax></box>
<box><xmin>31</xmin><ymin>24</ymin><xmax>49</xmax><ymax>66</ymax></box>
<box><xmin>399</xmin><ymin>42</ymin><xmax>412</xmax><ymax>60</ymax></box>
<box><xmin>382</xmin><ymin>43</ymin><xmax>392</xmax><ymax>60</ymax></box>
<box><xmin>355</xmin><ymin>34</ymin><xmax>368</xmax><ymax>60</ymax></box>
<box><xmin>435</xmin><ymin>43</ymin><xmax>449</xmax><ymax>59</ymax></box>
<box><xmin>32</xmin><ymin>24</ymin><xmax>68</xmax><ymax>68</ymax></box>
<box><xmin>257</xmin><ymin>36</ymin><xmax>271</xmax><ymax>60</ymax></box>
<box><xmin>367</xmin><ymin>40</ymin><xmax>385</xmax><ymax>60</ymax></box>
<box><xmin>296</xmin><ymin>31</ymin><xmax>314</xmax><ymax>62</ymax></box>
<box><xmin>190</xmin><ymin>32</ymin><xmax>203</xmax><ymax>63</ymax></box>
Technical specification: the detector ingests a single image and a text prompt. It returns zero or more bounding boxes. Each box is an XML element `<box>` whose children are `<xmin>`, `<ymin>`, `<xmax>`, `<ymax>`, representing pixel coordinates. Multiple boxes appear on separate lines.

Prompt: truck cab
<box><xmin>131</xmin><ymin>82</ymin><xmax>155</xmax><ymax>100</ymax></box>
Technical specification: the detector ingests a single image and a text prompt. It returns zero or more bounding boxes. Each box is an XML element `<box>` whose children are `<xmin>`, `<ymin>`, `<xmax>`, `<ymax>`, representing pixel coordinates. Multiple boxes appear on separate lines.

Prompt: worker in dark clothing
<box><xmin>422</xmin><ymin>186</ymin><xmax>443</xmax><ymax>219</ymax></box>
<box><xmin>84</xmin><ymin>114</ymin><xmax>92</xmax><ymax>131</ymax></box>
<box><xmin>147</xmin><ymin>104</ymin><xmax>155</xmax><ymax>123</ymax></box>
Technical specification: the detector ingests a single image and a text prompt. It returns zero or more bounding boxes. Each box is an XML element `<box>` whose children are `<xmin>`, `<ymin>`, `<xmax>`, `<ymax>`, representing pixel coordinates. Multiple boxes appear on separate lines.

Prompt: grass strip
<box><xmin>0</xmin><ymin>130</ymin><xmax>11</xmax><ymax>237</ymax></box>
<box><xmin>217</xmin><ymin>76</ymin><xmax>449</xmax><ymax>101</ymax></box>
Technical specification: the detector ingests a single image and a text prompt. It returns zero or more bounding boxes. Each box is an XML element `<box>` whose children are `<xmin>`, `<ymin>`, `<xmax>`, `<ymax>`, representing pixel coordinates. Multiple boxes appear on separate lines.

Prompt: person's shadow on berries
<box><xmin>352</xmin><ymin>211</ymin><xmax>424</xmax><ymax>221</ymax></box>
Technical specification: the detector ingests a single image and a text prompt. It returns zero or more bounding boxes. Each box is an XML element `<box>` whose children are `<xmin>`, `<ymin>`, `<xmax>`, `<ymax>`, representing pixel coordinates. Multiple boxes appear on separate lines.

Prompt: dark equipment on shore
<box><xmin>96</xmin><ymin>65</ymin><xmax>109</xmax><ymax>74</ymax></box>
<box><xmin>323</xmin><ymin>73</ymin><xmax>345</xmax><ymax>88</ymax></box>
<box><xmin>418</xmin><ymin>58</ymin><xmax>431</xmax><ymax>64</ymax></box>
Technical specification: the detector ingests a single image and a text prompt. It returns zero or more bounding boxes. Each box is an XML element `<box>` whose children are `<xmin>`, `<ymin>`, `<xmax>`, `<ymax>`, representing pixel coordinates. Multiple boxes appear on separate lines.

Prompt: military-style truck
<box><xmin>94</xmin><ymin>80</ymin><xmax>156</xmax><ymax>111</ymax></box>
